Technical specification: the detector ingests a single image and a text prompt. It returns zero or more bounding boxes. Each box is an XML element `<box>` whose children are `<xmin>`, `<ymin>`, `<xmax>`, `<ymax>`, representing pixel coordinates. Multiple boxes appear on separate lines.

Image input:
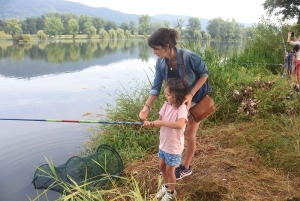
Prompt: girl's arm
<box><xmin>152</xmin><ymin>118</ymin><xmax>186</xmax><ymax>129</ymax></box>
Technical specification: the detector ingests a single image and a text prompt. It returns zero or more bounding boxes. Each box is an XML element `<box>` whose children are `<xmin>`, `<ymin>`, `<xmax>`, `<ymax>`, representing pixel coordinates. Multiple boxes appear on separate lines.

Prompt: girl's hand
<box><xmin>142</xmin><ymin>120</ymin><xmax>151</xmax><ymax>128</ymax></box>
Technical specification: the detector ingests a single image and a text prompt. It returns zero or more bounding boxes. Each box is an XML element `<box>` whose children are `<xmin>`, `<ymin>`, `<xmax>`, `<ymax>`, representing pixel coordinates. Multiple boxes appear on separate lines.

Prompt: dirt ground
<box><xmin>123</xmin><ymin>125</ymin><xmax>300</xmax><ymax>201</ymax></box>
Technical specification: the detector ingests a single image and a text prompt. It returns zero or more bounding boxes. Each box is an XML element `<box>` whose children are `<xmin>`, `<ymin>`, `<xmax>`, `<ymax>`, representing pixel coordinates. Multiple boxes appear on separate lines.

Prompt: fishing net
<box><xmin>32</xmin><ymin>144</ymin><xmax>123</xmax><ymax>192</ymax></box>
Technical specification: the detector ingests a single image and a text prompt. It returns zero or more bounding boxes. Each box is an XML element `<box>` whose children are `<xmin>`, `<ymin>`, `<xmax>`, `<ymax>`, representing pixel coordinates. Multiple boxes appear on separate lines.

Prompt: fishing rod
<box><xmin>0</xmin><ymin>118</ymin><xmax>143</xmax><ymax>125</ymax></box>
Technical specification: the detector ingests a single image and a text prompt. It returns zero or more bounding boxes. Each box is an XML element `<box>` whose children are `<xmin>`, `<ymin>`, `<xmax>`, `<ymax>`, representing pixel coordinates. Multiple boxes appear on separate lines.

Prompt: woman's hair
<box><xmin>165</xmin><ymin>78</ymin><xmax>188</xmax><ymax>108</ymax></box>
<box><xmin>148</xmin><ymin>28</ymin><xmax>178</xmax><ymax>49</ymax></box>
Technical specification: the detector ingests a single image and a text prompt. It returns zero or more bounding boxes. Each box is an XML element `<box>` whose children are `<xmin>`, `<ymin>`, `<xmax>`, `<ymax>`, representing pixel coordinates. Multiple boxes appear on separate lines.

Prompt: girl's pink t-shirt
<box><xmin>158</xmin><ymin>103</ymin><xmax>188</xmax><ymax>154</ymax></box>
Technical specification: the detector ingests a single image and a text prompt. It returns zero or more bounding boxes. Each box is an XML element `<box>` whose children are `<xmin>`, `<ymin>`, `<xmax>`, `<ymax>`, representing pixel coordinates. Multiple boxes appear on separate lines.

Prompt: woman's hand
<box><xmin>139</xmin><ymin>106</ymin><xmax>149</xmax><ymax>121</ymax></box>
<box><xmin>183</xmin><ymin>93</ymin><xmax>193</xmax><ymax>110</ymax></box>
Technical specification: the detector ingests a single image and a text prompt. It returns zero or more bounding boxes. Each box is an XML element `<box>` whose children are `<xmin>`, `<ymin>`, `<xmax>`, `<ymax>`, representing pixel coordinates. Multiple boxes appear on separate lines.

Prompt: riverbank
<box><xmin>123</xmin><ymin>118</ymin><xmax>300</xmax><ymax>200</ymax></box>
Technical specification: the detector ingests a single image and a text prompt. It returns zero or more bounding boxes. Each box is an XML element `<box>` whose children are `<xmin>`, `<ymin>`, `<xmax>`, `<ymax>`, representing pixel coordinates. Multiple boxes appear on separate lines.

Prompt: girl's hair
<box><xmin>165</xmin><ymin>78</ymin><xmax>188</xmax><ymax>108</ymax></box>
<box><xmin>293</xmin><ymin>44</ymin><xmax>300</xmax><ymax>53</ymax></box>
<box><xmin>148</xmin><ymin>28</ymin><xmax>178</xmax><ymax>49</ymax></box>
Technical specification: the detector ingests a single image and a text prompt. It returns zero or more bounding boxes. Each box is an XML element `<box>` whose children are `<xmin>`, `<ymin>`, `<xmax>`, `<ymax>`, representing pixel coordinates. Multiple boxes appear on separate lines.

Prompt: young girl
<box><xmin>143</xmin><ymin>78</ymin><xmax>188</xmax><ymax>201</ymax></box>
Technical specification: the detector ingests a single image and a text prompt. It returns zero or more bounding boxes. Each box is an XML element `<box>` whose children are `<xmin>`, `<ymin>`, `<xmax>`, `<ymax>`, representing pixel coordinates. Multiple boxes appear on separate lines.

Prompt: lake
<box><xmin>0</xmin><ymin>39</ymin><xmax>244</xmax><ymax>201</ymax></box>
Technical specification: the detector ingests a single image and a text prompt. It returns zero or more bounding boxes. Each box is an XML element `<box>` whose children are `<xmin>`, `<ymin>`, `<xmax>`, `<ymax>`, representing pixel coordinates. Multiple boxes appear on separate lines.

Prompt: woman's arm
<box><xmin>183</xmin><ymin>75</ymin><xmax>208</xmax><ymax>109</ymax></box>
<box><xmin>139</xmin><ymin>95</ymin><xmax>158</xmax><ymax>120</ymax></box>
<box><xmin>139</xmin><ymin>59</ymin><xmax>164</xmax><ymax>120</ymax></box>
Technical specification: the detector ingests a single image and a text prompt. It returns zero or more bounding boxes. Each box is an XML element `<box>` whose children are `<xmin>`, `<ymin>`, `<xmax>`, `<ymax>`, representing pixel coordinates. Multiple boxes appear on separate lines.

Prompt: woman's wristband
<box><xmin>188</xmin><ymin>91</ymin><xmax>194</xmax><ymax>97</ymax></box>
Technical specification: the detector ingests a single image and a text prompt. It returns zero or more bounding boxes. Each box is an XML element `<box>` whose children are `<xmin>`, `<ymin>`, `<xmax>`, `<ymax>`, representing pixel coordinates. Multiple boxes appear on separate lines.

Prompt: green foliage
<box><xmin>99</xmin><ymin>28</ymin><xmax>109</xmax><ymax>39</ymax></box>
<box><xmin>138</xmin><ymin>15</ymin><xmax>151</xmax><ymax>35</ymax></box>
<box><xmin>203</xmin><ymin>32</ymin><xmax>211</xmax><ymax>40</ymax></box>
<box><xmin>68</xmin><ymin>19</ymin><xmax>79</xmax><ymax>38</ymax></box>
<box><xmin>22</xmin><ymin>34</ymin><xmax>32</xmax><ymax>42</ymax></box>
<box><xmin>78</xmin><ymin>14</ymin><xmax>92</xmax><ymax>34</ymax></box>
<box><xmin>44</xmin><ymin>17</ymin><xmax>64</xmax><ymax>36</ymax></box>
<box><xmin>263</xmin><ymin>0</ymin><xmax>300</xmax><ymax>24</ymax></box>
<box><xmin>85</xmin><ymin>25</ymin><xmax>96</xmax><ymax>38</ymax></box>
<box><xmin>186</xmin><ymin>17</ymin><xmax>201</xmax><ymax>37</ymax></box>
<box><xmin>232</xmin><ymin>17</ymin><xmax>288</xmax><ymax>73</ymax></box>
<box><xmin>193</xmin><ymin>30</ymin><xmax>202</xmax><ymax>39</ymax></box>
<box><xmin>108</xmin><ymin>29</ymin><xmax>117</xmax><ymax>39</ymax></box>
<box><xmin>6</xmin><ymin>18</ymin><xmax>22</xmax><ymax>36</ymax></box>
<box><xmin>0</xmin><ymin>31</ymin><xmax>6</xmax><ymax>39</ymax></box>
<box><xmin>125</xmin><ymin>30</ymin><xmax>131</xmax><ymax>38</ymax></box>
<box><xmin>116</xmin><ymin>28</ymin><xmax>125</xmax><ymax>39</ymax></box>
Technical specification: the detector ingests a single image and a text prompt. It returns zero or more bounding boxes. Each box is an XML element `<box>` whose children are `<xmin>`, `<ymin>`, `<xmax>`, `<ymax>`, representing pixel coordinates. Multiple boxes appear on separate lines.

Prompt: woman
<box><xmin>139</xmin><ymin>28</ymin><xmax>212</xmax><ymax>180</ymax></box>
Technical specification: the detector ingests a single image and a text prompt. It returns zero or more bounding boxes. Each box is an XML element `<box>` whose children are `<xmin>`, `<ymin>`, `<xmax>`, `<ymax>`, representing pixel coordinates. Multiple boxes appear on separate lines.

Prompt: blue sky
<box><xmin>67</xmin><ymin>0</ymin><xmax>268</xmax><ymax>24</ymax></box>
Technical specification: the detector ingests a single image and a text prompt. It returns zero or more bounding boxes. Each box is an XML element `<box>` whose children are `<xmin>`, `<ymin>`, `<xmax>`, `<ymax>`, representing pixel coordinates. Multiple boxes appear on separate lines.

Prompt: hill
<box><xmin>0</xmin><ymin>0</ymin><xmax>252</xmax><ymax>31</ymax></box>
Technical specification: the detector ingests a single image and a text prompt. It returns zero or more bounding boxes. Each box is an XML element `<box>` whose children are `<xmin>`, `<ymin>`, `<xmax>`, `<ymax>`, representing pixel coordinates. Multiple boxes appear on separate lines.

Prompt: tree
<box><xmin>203</xmin><ymin>32</ymin><xmax>211</xmax><ymax>40</ymax></box>
<box><xmin>125</xmin><ymin>30</ymin><xmax>131</xmax><ymax>38</ymax></box>
<box><xmin>0</xmin><ymin>31</ymin><xmax>6</xmax><ymax>39</ymax></box>
<box><xmin>6</xmin><ymin>18</ymin><xmax>22</xmax><ymax>36</ymax></box>
<box><xmin>234</xmin><ymin>23</ymin><xmax>245</xmax><ymax>40</ymax></box>
<box><xmin>129</xmin><ymin>20</ymin><xmax>136</xmax><ymax>34</ymax></box>
<box><xmin>21</xmin><ymin>17</ymin><xmax>38</xmax><ymax>34</ymax></box>
<box><xmin>37</xmin><ymin>30</ymin><xmax>47</xmax><ymax>40</ymax></box>
<box><xmin>116</xmin><ymin>28</ymin><xmax>125</xmax><ymax>39</ymax></box>
<box><xmin>99</xmin><ymin>28</ymin><xmax>110</xmax><ymax>39</ymax></box>
<box><xmin>78</xmin><ymin>14</ymin><xmax>92</xmax><ymax>33</ymax></box>
<box><xmin>120</xmin><ymin>22</ymin><xmax>129</xmax><ymax>31</ymax></box>
<box><xmin>163</xmin><ymin>21</ymin><xmax>170</xmax><ymax>28</ymax></box>
<box><xmin>109</xmin><ymin>29</ymin><xmax>117</xmax><ymax>39</ymax></box>
<box><xmin>105</xmin><ymin>21</ymin><xmax>118</xmax><ymax>31</ymax></box>
<box><xmin>193</xmin><ymin>30</ymin><xmax>202</xmax><ymax>39</ymax></box>
<box><xmin>44</xmin><ymin>17</ymin><xmax>64</xmax><ymax>36</ymax></box>
<box><xmin>138</xmin><ymin>15</ymin><xmax>151</xmax><ymax>35</ymax></box>
<box><xmin>68</xmin><ymin>19</ymin><xmax>79</xmax><ymax>38</ymax></box>
<box><xmin>151</xmin><ymin>21</ymin><xmax>164</xmax><ymax>32</ymax></box>
<box><xmin>0</xmin><ymin>19</ymin><xmax>6</xmax><ymax>32</ymax></box>
<box><xmin>263</xmin><ymin>0</ymin><xmax>300</xmax><ymax>24</ymax></box>
<box><xmin>186</xmin><ymin>17</ymin><xmax>201</xmax><ymax>38</ymax></box>
<box><xmin>207</xmin><ymin>18</ymin><xmax>224</xmax><ymax>39</ymax></box>
<box><xmin>36</xmin><ymin>15</ymin><xmax>45</xmax><ymax>31</ymax></box>
<box><xmin>92</xmin><ymin>17</ymin><xmax>106</xmax><ymax>34</ymax></box>
<box><xmin>60</xmin><ymin>13</ymin><xmax>78</xmax><ymax>34</ymax></box>
<box><xmin>226</xmin><ymin>19</ymin><xmax>236</xmax><ymax>40</ymax></box>
<box><xmin>86</xmin><ymin>26</ymin><xmax>96</xmax><ymax>38</ymax></box>
<box><xmin>174</xmin><ymin>18</ymin><xmax>185</xmax><ymax>32</ymax></box>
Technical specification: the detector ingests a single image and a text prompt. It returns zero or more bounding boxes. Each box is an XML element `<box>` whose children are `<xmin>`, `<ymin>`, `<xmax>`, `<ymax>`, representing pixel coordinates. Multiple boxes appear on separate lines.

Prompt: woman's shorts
<box><xmin>158</xmin><ymin>149</ymin><xmax>182</xmax><ymax>167</ymax></box>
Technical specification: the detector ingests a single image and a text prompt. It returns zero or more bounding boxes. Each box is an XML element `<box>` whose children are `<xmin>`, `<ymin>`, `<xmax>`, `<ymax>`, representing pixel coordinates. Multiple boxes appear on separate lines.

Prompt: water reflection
<box><xmin>0</xmin><ymin>39</ymin><xmax>245</xmax><ymax>79</ymax></box>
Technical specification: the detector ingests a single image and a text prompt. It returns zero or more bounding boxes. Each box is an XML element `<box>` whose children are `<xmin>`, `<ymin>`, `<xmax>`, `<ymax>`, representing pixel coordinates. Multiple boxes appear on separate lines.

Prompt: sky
<box><xmin>67</xmin><ymin>0</ymin><xmax>268</xmax><ymax>24</ymax></box>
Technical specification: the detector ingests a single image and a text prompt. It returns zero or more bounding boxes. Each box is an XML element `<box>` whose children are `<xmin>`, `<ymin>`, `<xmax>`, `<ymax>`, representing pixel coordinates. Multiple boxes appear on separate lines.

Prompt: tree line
<box><xmin>0</xmin><ymin>12</ymin><xmax>255</xmax><ymax>40</ymax></box>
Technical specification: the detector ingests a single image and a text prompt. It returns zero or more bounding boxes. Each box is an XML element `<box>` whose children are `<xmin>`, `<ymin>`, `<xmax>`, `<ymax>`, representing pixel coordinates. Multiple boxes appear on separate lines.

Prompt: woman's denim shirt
<box><xmin>149</xmin><ymin>48</ymin><xmax>212</xmax><ymax>103</ymax></box>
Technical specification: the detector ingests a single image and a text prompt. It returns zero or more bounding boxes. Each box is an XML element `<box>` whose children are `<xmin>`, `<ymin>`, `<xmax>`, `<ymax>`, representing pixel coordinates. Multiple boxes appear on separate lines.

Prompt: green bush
<box><xmin>22</xmin><ymin>34</ymin><xmax>32</xmax><ymax>42</ymax></box>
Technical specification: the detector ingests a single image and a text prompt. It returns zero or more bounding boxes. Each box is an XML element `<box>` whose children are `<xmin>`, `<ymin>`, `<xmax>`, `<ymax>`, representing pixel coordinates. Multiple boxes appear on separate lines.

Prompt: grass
<box><xmin>32</xmin><ymin>20</ymin><xmax>300</xmax><ymax>200</ymax></box>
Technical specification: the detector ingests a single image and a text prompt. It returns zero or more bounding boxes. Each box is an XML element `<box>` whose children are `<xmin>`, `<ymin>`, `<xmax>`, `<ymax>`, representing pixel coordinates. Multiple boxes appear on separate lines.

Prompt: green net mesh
<box><xmin>32</xmin><ymin>144</ymin><xmax>123</xmax><ymax>192</ymax></box>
